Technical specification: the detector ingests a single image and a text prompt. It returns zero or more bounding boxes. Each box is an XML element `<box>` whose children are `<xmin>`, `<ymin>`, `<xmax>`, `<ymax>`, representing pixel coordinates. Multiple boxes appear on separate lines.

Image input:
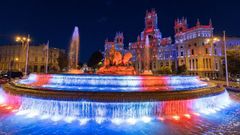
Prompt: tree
<box><xmin>87</xmin><ymin>50</ymin><xmax>103</xmax><ymax>69</ymax></box>
<box><xmin>226</xmin><ymin>48</ymin><xmax>240</xmax><ymax>75</ymax></box>
<box><xmin>57</xmin><ymin>50</ymin><xmax>68</xmax><ymax>71</ymax></box>
<box><xmin>157</xmin><ymin>66</ymin><xmax>172</xmax><ymax>74</ymax></box>
<box><xmin>177</xmin><ymin>64</ymin><xmax>187</xmax><ymax>75</ymax></box>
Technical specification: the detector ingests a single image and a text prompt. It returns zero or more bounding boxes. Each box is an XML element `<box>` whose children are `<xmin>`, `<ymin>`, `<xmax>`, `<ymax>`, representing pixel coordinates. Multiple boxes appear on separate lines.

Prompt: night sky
<box><xmin>0</xmin><ymin>0</ymin><xmax>239</xmax><ymax>62</ymax></box>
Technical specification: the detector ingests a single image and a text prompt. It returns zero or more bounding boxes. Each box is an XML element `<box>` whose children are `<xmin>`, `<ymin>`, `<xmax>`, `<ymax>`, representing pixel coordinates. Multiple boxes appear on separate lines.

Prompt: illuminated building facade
<box><xmin>103</xmin><ymin>9</ymin><xmax>240</xmax><ymax>77</ymax></box>
<box><xmin>0</xmin><ymin>44</ymin><xmax>63</xmax><ymax>73</ymax></box>
<box><xmin>129</xmin><ymin>9</ymin><xmax>176</xmax><ymax>73</ymax></box>
<box><xmin>175</xmin><ymin>18</ymin><xmax>223</xmax><ymax>78</ymax></box>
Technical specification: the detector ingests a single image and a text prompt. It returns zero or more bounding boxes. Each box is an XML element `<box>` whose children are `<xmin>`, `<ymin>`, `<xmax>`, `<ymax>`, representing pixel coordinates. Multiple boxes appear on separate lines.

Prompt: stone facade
<box><xmin>175</xmin><ymin>18</ymin><xmax>223</xmax><ymax>78</ymax></box>
<box><xmin>0</xmin><ymin>44</ymin><xmax>63</xmax><ymax>73</ymax></box>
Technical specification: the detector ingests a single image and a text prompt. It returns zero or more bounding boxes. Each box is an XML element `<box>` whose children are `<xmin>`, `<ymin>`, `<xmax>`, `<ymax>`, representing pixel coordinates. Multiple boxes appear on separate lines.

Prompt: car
<box><xmin>200</xmin><ymin>77</ymin><xmax>210</xmax><ymax>81</ymax></box>
<box><xmin>1</xmin><ymin>71</ymin><xmax>23</xmax><ymax>79</ymax></box>
<box><xmin>0</xmin><ymin>77</ymin><xmax>9</xmax><ymax>84</ymax></box>
<box><xmin>236</xmin><ymin>74</ymin><xmax>240</xmax><ymax>82</ymax></box>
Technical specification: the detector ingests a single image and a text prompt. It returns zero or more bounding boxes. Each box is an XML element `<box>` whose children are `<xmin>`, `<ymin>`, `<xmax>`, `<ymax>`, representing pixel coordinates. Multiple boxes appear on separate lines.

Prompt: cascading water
<box><xmin>0</xmin><ymin>73</ymin><xmax>232</xmax><ymax>126</ymax></box>
<box><xmin>0</xmin><ymin>87</ymin><xmax>231</xmax><ymax>125</ymax></box>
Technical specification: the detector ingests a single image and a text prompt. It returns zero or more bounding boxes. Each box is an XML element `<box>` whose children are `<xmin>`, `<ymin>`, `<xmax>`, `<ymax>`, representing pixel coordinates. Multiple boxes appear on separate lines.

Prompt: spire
<box><xmin>196</xmin><ymin>18</ymin><xmax>200</xmax><ymax>26</ymax></box>
<box><xmin>105</xmin><ymin>38</ymin><xmax>108</xmax><ymax>42</ymax></box>
<box><xmin>209</xmin><ymin>18</ymin><xmax>212</xmax><ymax>27</ymax></box>
<box><xmin>151</xmin><ymin>8</ymin><xmax>155</xmax><ymax>13</ymax></box>
<box><xmin>137</xmin><ymin>35</ymin><xmax>140</xmax><ymax>41</ymax></box>
<box><xmin>181</xmin><ymin>17</ymin><xmax>185</xmax><ymax>22</ymax></box>
<box><xmin>174</xmin><ymin>19</ymin><xmax>177</xmax><ymax>25</ymax></box>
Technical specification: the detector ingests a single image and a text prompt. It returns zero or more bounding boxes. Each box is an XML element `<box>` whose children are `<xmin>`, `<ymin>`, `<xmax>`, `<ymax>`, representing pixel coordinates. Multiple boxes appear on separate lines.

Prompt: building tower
<box><xmin>143</xmin><ymin>9</ymin><xmax>162</xmax><ymax>39</ymax></box>
<box><xmin>174</xmin><ymin>17</ymin><xmax>188</xmax><ymax>34</ymax></box>
<box><xmin>114</xmin><ymin>32</ymin><xmax>124</xmax><ymax>51</ymax></box>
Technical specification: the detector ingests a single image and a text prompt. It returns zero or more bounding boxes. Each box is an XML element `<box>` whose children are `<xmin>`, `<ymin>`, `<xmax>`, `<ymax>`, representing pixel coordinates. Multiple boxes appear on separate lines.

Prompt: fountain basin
<box><xmin>15</xmin><ymin>74</ymin><xmax>207</xmax><ymax>91</ymax></box>
<box><xmin>0</xmin><ymin>74</ymin><xmax>231</xmax><ymax>125</ymax></box>
<box><xmin>1</xmin><ymin>73</ymin><xmax>222</xmax><ymax>102</ymax></box>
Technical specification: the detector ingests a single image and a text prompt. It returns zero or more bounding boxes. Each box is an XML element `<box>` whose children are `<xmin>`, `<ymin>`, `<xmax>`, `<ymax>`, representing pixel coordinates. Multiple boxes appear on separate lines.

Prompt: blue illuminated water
<box><xmin>0</xmin><ymin>96</ymin><xmax>240</xmax><ymax>135</ymax></box>
<box><xmin>1</xmin><ymin>85</ymin><xmax>239</xmax><ymax>134</ymax></box>
<box><xmin>1</xmin><ymin>72</ymin><xmax>239</xmax><ymax>135</ymax></box>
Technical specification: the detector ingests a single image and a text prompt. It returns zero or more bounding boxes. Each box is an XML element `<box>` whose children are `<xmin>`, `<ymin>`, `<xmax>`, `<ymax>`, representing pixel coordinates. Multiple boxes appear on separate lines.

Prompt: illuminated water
<box><xmin>16</xmin><ymin>74</ymin><xmax>207</xmax><ymax>92</ymax></box>
<box><xmin>1</xmin><ymin>85</ymin><xmax>239</xmax><ymax>134</ymax></box>
<box><xmin>0</xmin><ymin>74</ymin><xmax>239</xmax><ymax>134</ymax></box>
<box><xmin>0</xmin><ymin>92</ymin><xmax>239</xmax><ymax>135</ymax></box>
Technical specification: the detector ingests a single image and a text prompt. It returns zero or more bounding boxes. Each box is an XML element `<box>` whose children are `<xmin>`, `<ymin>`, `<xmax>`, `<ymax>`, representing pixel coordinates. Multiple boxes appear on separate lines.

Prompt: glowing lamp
<box><xmin>157</xmin><ymin>117</ymin><xmax>164</xmax><ymax>121</ymax></box>
<box><xmin>184</xmin><ymin>114</ymin><xmax>191</xmax><ymax>119</ymax></box>
<box><xmin>213</xmin><ymin>37</ymin><xmax>220</xmax><ymax>42</ymax></box>
<box><xmin>16</xmin><ymin>37</ymin><xmax>21</xmax><ymax>42</ymax></box>
<box><xmin>172</xmin><ymin>115</ymin><xmax>180</xmax><ymax>121</ymax></box>
<box><xmin>6</xmin><ymin>106</ymin><xmax>13</xmax><ymax>110</ymax></box>
<box><xmin>141</xmin><ymin>116</ymin><xmax>151</xmax><ymax>123</ymax></box>
<box><xmin>206</xmin><ymin>39</ymin><xmax>210</xmax><ymax>43</ymax></box>
<box><xmin>64</xmin><ymin>117</ymin><xmax>76</xmax><ymax>123</ymax></box>
<box><xmin>126</xmin><ymin>118</ymin><xmax>137</xmax><ymax>125</ymax></box>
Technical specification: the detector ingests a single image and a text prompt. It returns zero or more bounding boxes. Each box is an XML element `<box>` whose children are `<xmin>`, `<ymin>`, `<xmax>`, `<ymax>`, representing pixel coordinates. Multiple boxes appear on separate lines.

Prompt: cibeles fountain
<box><xmin>97</xmin><ymin>44</ymin><xmax>135</xmax><ymax>75</ymax></box>
<box><xmin>0</xmin><ymin>29</ymin><xmax>231</xmax><ymax>126</ymax></box>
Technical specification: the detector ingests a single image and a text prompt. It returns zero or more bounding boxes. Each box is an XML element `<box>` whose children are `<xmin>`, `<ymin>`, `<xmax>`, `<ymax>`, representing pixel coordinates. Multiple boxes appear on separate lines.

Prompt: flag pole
<box><xmin>45</xmin><ymin>41</ymin><xmax>49</xmax><ymax>74</ymax></box>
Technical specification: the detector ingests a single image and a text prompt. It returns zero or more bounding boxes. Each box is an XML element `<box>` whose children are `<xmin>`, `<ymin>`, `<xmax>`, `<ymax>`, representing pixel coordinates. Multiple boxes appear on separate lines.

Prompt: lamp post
<box><xmin>16</xmin><ymin>34</ymin><xmax>31</xmax><ymax>76</ymax></box>
<box><xmin>223</xmin><ymin>31</ymin><xmax>229</xmax><ymax>86</ymax></box>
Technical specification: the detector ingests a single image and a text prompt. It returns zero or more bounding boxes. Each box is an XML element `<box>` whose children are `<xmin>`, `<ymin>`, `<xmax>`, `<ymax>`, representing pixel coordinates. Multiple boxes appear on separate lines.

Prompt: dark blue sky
<box><xmin>0</xmin><ymin>0</ymin><xmax>240</xmax><ymax>62</ymax></box>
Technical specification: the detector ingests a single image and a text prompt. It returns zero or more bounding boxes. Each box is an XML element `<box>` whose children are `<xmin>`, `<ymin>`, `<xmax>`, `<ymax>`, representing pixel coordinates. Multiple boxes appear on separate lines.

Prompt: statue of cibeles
<box><xmin>98</xmin><ymin>45</ymin><xmax>135</xmax><ymax>75</ymax></box>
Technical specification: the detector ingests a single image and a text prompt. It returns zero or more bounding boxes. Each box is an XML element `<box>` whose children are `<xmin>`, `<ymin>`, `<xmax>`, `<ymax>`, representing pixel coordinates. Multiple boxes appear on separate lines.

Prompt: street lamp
<box><xmin>15</xmin><ymin>34</ymin><xmax>31</xmax><ymax>76</ymax></box>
